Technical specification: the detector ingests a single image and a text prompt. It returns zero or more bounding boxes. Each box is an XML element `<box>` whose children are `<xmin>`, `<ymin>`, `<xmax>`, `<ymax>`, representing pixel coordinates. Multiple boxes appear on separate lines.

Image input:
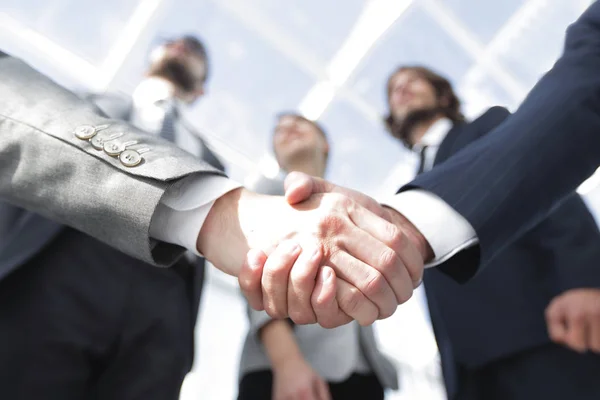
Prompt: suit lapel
<box><xmin>433</xmin><ymin>123</ymin><xmax>463</xmax><ymax>166</ymax></box>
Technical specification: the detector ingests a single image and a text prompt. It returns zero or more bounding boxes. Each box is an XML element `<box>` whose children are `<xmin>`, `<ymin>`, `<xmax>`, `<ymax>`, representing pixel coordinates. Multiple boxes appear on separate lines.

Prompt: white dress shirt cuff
<box><xmin>150</xmin><ymin>174</ymin><xmax>242</xmax><ymax>256</ymax></box>
<box><xmin>381</xmin><ymin>190</ymin><xmax>478</xmax><ymax>267</ymax></box>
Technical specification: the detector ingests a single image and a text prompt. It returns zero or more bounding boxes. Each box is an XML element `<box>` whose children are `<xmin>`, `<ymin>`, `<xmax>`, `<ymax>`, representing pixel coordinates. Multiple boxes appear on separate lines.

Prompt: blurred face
<box><xmin>388</xmin><ymin>69</ymin><xmax>439</xmax><ymax>121</ymax></box>
<box><xmin>148</xmin><ymin>37</ymin><xmax>207</xmax><ymax>101</ymax></box>
<box><xmin>273</xmin><ymin>115</ymin><xmax>328</xmax><ymax>168</ymax></box>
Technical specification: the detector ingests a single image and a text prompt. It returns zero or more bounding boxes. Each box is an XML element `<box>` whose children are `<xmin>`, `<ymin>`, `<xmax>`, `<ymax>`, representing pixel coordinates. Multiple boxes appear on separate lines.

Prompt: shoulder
<box><xmin>473</xmin><ymin>106</ymin><xmax>511</xmax><ymax>127</ymax></box>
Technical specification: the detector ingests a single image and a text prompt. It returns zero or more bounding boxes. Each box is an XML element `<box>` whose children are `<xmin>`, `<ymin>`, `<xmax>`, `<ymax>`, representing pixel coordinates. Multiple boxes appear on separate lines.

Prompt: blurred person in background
<box><xmin>83</xmin><ymin>33</ymin><xmax>227</xmax><ymax>394</ymax></box>
<box><xmin>88</xmin><ymin>34</ymin><xmax>224</xmax><ymax>170</ymax></box>
<box><xmin>242</xmin><ymin>3</ymin><xmax>600</xmax><ymax>342</ymax></box>
<box><xmin>383</xmin><ymin>65</ymin><xmax>600</xmax><ymax>400</ymax></box>
<box><xmin>87</xmin><ymin>32</ymin><xmax>227</xmax><ymax>366</ymax></box>
<box><xmin>237</xmin><ymin>113</ymin><xmax>398</xmax><ymax>400</ymax></box>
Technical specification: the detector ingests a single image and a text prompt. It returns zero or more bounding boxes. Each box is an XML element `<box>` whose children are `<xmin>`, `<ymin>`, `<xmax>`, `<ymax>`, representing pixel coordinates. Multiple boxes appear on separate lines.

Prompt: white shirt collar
<box><xmin>413</xmin><ymin>117</ymin><xmax>453</xmax><ymax>151</ymax></box>
<box><xmin>132</xmin><ymin>77</ymin><xmax>177</xmax><ymax>108</ymax></box>
<box><xmin>130</xmin><ymin>78</ymin><xmax>180</xmax><ymax>135</ymax></box>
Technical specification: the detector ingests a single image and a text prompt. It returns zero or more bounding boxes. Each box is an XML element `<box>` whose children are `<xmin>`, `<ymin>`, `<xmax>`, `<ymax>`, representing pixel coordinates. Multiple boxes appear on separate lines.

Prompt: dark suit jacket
<box><xmin>424</xmin><ymin>107</ymin><xmax>600</xmax><ymax>393</ymax></box>
<box><xmin>402</xmin><ymin>3</ymin><xmax>600</xmax><ymax>279</ymax></box>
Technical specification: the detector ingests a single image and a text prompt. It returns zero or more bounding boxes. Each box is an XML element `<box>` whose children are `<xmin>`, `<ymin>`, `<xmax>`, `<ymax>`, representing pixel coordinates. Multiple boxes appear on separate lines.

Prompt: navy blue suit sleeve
<box><xmin>523</xmin><ymin>194</ymin><xmax>600</xmax><ymax>291</ymax></box>
<box><xmin>403</xmin><ymin>3</ymin><xmax>600</xmax><ymax>276</ymax></box>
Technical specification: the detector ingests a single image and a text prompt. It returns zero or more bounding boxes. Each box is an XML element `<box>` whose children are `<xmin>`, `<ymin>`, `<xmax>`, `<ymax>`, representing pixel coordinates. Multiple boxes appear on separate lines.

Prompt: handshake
<box><xmin>198</xmin><ymin>172</ymin><xmax>434</xmax><ymax>328</ymax></box>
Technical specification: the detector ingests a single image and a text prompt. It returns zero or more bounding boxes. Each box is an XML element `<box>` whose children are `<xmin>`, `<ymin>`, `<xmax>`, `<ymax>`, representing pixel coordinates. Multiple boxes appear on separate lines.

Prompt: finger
<box><xmin>238</xmin><ymin>249</ymin><xmax>267</xmax><ymax>311</ymax></box>
<box><xmin>564</xmin><ymin>311</ymin><xmax>588</xmax><ymax>353</ymax></box>
<box><xmin>330</xmin><ymin>233</ymin><xmax>407</xmax><ymax>319</ymax></box>
<box><xmin>311</xmin><ymin>267</ymin><xmax>352</xmax><ymax>329</ymax></box>
<box><xmin>350</xmin><ymin>204</ymin><xmax>424</xmax><ymax>289</ymax></box>
<box><xmin>261</xmin><ymin>240</ymin><xmax>302</xmax><ymax>319</ymax></box>
<box><xmin>546</xmin><ymin>302</ymin><xmax>568</xmax><ymax>345</ymax></box>
<box><xmin>589</xmin><ymin>310</ymin><xmax>600</xmax><ymax>353</ymax></box>
<box><xmin>298</xmin><ymin>388</ymin><xmax>312</xmax><ymax>400</ymax></box>
<box><xmin>287</xmin><ymin>243</ymin><xmax>322</xmax><ymax>325</ymax></box>
<box><xmin>336</xmin><ymin>277</ymin><xmax>379</xmax><ymax>326</ymax></box>
<box><xmin>314</xmin><ymin>377</ymin><xmax>332</xmax><ymax>400</ymax></box>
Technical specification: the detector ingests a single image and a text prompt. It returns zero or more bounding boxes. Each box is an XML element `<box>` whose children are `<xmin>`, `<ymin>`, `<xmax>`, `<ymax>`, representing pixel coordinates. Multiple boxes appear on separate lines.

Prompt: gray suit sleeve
<box><xmin>0</xmin><ymin>55</ymin><xmax>225</xmax><ymax>266</ymax></box>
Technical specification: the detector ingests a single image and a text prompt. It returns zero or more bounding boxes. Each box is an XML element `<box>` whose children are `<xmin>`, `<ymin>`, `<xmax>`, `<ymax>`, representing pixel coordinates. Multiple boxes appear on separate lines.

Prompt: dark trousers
<box><xmin>238</xmin><ymin>371</ymin><xmax>384</xmax><ymax>400</ymax></box>
<box><xmin>0</xmin><ymin>228</ymin><xmax>200</xmax><ymax>400</ymax></box>
<box><xmin>455</xmin><ymin>343</ymin><xmax>600</xmax><ymax>400</ymax></box>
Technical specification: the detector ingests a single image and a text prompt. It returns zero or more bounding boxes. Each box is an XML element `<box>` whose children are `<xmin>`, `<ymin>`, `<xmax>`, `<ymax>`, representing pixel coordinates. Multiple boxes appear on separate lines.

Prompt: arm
<box><xmin>0</xmin><ymin>53</ymin><xmax>224</xmax><ymax>265</ymax></box>
<box><xmin>0</xmin><ymin>53</ymin><xmax>422</xmax><ymax>329</ymax></box>
<box><xmin>523</xmin><ymin>194</ymin><xmax>600</xmax><ymax>291</ymax></box>
<box><xmin>403</xmin><ymin>2</ymin><xmax>600</xmax><ymax>271</ymax></box>
<box><xmin>260</xmin><ymin>318</ymin><xmax>331</xmax><ymax>400</ymax></box>
<box><xmin>260</xmin><ymin>318</ymin><xmax>303</xmax><ymax>369</ymax></box>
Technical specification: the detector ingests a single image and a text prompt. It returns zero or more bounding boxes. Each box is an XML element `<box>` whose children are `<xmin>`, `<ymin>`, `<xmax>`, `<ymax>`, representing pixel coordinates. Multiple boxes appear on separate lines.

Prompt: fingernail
<box><xmin>323</xmin><ymin>268</ymin><xmax>332</xmax><ymax>282</ymax></box>
<box><xmin>310</xmin><ymin>246</ymin><xmax>322</xmax><ymax>261</ymax></box>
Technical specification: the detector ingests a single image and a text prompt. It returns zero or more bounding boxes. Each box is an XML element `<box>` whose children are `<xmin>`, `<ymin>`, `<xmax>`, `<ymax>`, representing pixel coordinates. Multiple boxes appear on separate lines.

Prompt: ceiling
<box><xmin>0</xmin><ymin>0</ymin><xmax>594</xmax><ymax>198</ymax></box>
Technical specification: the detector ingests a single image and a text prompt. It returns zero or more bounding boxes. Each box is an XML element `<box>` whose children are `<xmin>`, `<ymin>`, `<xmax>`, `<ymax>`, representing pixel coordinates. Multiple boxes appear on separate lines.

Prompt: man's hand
<box><xmin>272</xmin><ymin>356</ymin><xmax>331</xmax><ymax>400</ymax></box>
<box><xmin>284</xmin><ymin>172</ymin><xmax>433</xmax><ymax>261</ymax></box>
<box><xmin>199</xmin><ymin>187</ymin><xmax>423</xmax><ymax>327</ymax></box>
<box><xmin>238</xmin><ymin>173</ymin><xmax>430</xmax><ymax>328</ymax></box>
<box><xmin>546</xmin><ymin>288</ymin><xmax>600</xmax><ymax>353</ymax></box>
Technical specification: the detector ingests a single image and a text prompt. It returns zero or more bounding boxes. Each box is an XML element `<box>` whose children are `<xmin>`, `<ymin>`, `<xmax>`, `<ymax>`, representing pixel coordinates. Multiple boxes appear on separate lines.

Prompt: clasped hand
<box><xmin>238</xmin><ymin>172</ymin><xmax>428</xmax><ymax>328</ymax></box>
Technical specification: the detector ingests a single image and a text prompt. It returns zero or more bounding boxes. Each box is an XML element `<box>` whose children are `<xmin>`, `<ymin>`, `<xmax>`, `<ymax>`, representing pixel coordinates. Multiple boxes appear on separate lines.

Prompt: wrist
<box><xmin>261</xmin><ymin>320</ymin><xmax>304</xmax><ymax>370</ymax></box>
<box><xmin>197</xmin><ymin>187</ymin><xmax>296</xmax><ymax>276</ymax></box>
<box><xmin>196</xmin><ymin>187</ymin><xmax>253</xmax><ymax>275</ymax></box>
<box><xmin>384</xmin><ymin>206</ymin><xmax>434</xmax><ymax>262</ymax></box>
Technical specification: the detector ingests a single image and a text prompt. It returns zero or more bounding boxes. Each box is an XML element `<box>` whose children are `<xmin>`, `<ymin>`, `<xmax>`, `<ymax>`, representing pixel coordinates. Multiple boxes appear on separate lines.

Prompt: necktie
<box><xmin>416</xmin><ymin>145</ymin><xmax>429</xmax><ymax>175</ymax></box>
<box><xmin>158</xmin><ymin>99</ymin><xmax>178</xmax><ymax>143</ymax></box>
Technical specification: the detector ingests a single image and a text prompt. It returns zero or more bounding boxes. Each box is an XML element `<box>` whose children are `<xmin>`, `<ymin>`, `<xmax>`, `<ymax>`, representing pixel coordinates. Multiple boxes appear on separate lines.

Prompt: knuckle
<box><xmin>339</xmin><ymin>286</ymin><xmax>364</xmax><ymax>315</ymax></box>
<box><xmin>263</xmin><ymin>263</ymin><xmax>290</xmax><ymax>282</ymax></box>
<box><xmin>386</xmin><ymin>223</ymin><xmax>404</xmax><ymax>248</ymax></box>
<box><xmin>572</xmin><ymin>310</ymin><xmax>586</xmax><ymax>324</ymax></box>
<box><xmin>396</xmin><ymin>285</ymin><xmax>413</xmax><ymax>305</ymax></box>
<box><xmin>363</xmin><ymin>271</ymin><xmax>388</xmax><ymax>299</ymax></box>
<box><xmin>264</xmin><ymin>303</ymin><xmax>286</xmax><ymax>319</ymax></box>
<box><xmin>289</xmin><ymin>309</ymin><xmax>316</xmax><ymax>325</ymax></box>
<box><xmin>359</xmin><ymin>314</ymin><xmax>378</xmax><ymax>326</ymax></box>
<box><xmin>290</xmin><ymin>263</ymin><xmax>315</xmax><ymax>282</ymax></box>
<box><xmin>378</xmin><ymin>249</ymin><xmax>400</xmax><ymax>275</ymax></box>
<box><xmin>238</xmin><ymin>277</ymin><xmax>252</xmax><ymax>293</ymax></box>
<box><xmin>311</xmin><ymin>293</ymin><xmax>329</xmax><ymax>311</ymax></box>
<box><xmin>319</xmin><ymin>317</ymin><xmax>338</xmax><ymax>329</ymax></box>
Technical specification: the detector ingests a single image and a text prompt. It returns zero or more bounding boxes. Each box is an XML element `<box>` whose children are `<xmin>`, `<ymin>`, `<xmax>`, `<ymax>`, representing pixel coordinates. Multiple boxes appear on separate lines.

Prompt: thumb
<box><xmin>546</xmin><ymin>299</ymin><xmax>568</xmax><ymax>344</ymax></box>
<box><xmin>238</xmin><ymin>249</ymin><xmax>267</xmax><ymax>311</ymax></box>
<box><xmin>285</xmin><ymin>171</ymin><xmax>330</xmax><ymax>205</ymax></box>
<box><xmin>314</xmin><ymin>375</ymin><xmax>332</xmax><ymax>400</ymax></box>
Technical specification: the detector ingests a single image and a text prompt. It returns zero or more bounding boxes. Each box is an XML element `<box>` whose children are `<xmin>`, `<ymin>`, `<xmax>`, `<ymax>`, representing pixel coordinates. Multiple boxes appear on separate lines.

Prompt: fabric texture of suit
<box><xmin>423</xmin><ymin>107</ymin><xmax>600</xmax><ymax>399</ymax></box>
<box><xmin>238</xmin><ymin>174</ymin><xmax>398</xmax><ymax>399</ymax></box>
<box><xmin>0</xmin><ymin>55</ymin><xmax>224</xmax><ymax>269</ymax></box>
<box><xmin>0</xmin><ymin>53</ymin><xmax>224</xmax><ymax>398</ymax></box>
<box><xmin>402</xmin><ymin>2</ymin><xmax>600</xmax><ymax>279</ymax></box>
<box><xmin>85</xmin><ymin>89</ymin><xmax>227</xmax><ymax>339</ymax></box>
